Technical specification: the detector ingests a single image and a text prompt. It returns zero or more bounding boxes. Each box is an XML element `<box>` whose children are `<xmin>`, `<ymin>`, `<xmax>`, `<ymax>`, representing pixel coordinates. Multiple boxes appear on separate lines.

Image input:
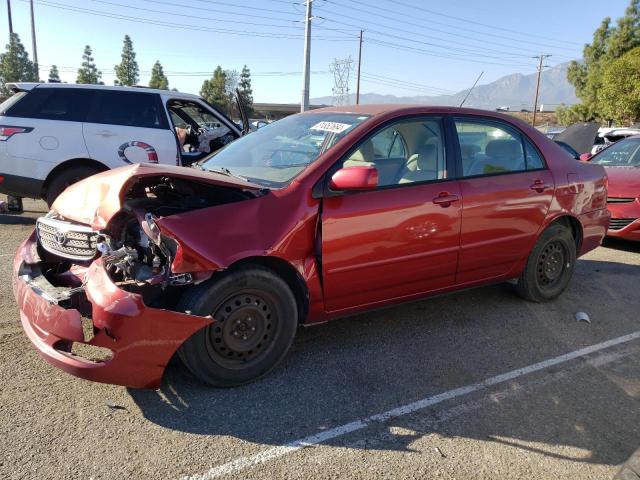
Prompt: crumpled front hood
<box><xmin>51</xmin><ymin>163</ymin><xmax>264</xmax><ymax>230</ymax></box>
<box><xmin>604</xmin><ymin>166</ymin><xmax>640</xmax><ymax>199</ymax></box>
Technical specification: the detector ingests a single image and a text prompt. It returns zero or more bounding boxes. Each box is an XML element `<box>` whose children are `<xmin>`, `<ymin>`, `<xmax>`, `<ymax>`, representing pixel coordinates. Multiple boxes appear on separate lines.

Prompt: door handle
<box><xmin>96</xmin><ymin>130</ymin><xmax>117</xmax><ymax>137</ymax></box>
<box><xmin>432</xmin><ymin>192</ymin><xmax>459</xmax><ymax>208</ymax></box>
<box><xmin>530</xmin><ymin>180</ymin><xmax>551</xmax><ymax>193</ymax></box>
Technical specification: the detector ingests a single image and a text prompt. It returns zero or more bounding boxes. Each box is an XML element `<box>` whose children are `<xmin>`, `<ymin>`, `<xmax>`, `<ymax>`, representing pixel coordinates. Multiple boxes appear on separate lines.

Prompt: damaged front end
<box><xmin>14</xmin><ymin>169</ymin><xmax>262</xmax><ymax>388</ymax></box>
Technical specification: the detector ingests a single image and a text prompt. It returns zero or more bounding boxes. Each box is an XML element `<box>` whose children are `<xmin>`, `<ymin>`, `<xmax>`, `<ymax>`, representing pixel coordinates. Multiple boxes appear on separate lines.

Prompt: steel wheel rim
<box><xmin>205</xmin><ymin>290</ymin><xmax>277</xmax><ymax>369</ymax></box>
<box><xmin>536</xmin><ymin>240</ymin><xmax>567</xmax><ymax>290</ymax></box>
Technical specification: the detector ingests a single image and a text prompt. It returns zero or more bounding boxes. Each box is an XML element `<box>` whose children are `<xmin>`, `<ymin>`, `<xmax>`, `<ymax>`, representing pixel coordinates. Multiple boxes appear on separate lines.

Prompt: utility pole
<box><xmin>30</xmin><ymin>0</ymin><xmax>38</xmax><ymax>67</ymax></box>
<box><xmin>356</xmin><ymin>30</ymin><xmax>363</xmax><ymax>105</ymax></box>
<box><xmin>532</xmin><ymin>54</ymin><xmax>551</xmax><ymax>127</ymax></box>
<box><xmin>300</xmin><ymin>0</ymin><xmax>312</xmax><ymax>112</ymax></box>
<box><xmin>6</xmin><ymin>0</ymin><xmax>13</xmax><ymax>36</ymax></box>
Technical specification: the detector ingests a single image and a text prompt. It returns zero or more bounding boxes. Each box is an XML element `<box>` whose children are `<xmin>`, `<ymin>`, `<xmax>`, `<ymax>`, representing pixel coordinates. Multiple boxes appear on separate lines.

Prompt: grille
<box><xmin>609</xmin><ymin>218</ymin><xmax>636</xmax><ymax>231</ymax></box>
<box><xmin>36</xmin><ymin>217</ymin><xmax>98</xmax><ymax>261</ymax></box>
<box><xmin>607</xmin><ymin>197</ymin><xmax>636</xmax><ymax>204</ymax></box>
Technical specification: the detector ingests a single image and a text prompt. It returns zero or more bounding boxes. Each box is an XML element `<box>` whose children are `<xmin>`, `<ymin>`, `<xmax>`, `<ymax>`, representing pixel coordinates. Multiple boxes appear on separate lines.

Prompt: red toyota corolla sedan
<box><xmin>13</xmin><ymin>105</ymin><xmax>609</xmax><ymax>388</ymax></box>
<box><xmin>584</xmin><ymin>135</ymin><xmax>640</xmax><ymax>240</ymax></box>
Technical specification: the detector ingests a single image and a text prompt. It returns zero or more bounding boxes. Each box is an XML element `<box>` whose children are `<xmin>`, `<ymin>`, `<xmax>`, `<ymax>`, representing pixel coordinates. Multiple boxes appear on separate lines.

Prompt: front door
<box><xmin>83</xmin><ymin>90</ymin><xmax>178</xmax><ymax>167</ymax></box>
<box><xmin>321</xmin><ymin>117</ymin><xmax>462</xmax><ymax>313</ymax></box>
<box><xmin>453</xmin><ymin>117</ymin><xmax>555</xmax><ymax>284</ymax></box>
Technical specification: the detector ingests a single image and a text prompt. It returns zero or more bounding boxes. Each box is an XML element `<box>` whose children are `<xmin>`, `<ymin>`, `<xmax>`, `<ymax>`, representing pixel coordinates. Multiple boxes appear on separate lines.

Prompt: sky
<box><xmin>1</xmin><ymin>0</ymin><xmax>633</xmax><ymax>103</ymax></box>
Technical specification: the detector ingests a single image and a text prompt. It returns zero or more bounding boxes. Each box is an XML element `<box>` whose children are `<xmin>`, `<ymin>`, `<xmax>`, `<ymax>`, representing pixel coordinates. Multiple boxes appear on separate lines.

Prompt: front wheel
<box><xmin>515</xmin><ymin>223</ymin><xmax>577</xmax><ymax>303</ymax></box>
<box><xmin>177</xmin><ymin>266</ymin><xmax>298</xmax><ymax>387</ymax></box>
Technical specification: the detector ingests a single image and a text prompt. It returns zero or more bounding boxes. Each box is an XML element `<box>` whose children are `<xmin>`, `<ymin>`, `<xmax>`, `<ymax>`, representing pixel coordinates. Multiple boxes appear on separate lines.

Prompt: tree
<box><xmin>599</xmin><ymin>47</ymin><xmax>640</xmax><ymax>124</ymax></box>
<box><xmin>114</xmin><ymin>35</ymin><xmax>139</xmax><ymax>86</ymax></box>
<box><xmin>223</xmin><ymin>69</ymin><xmax>239</xmax><ymax>115</ymax></box>
<box><xmin>565</xmin><ymin>0</ymin><xmax>640</xmax><ymax>122</ymax></box>
<box><xmin>238</xmin><ymin>65</ymin><xmax>254</xmax><ymax>117</ymax></box>
<box><xmin>76</xmin><ymin>45</ymin><xmax>103</xmax><ymax>84</ymax></box>
<box><xmin>148</xmin><ymin>60</ymin><xmax>169</xmax><ymax>90</ymax></box>
<box><xmin>48</xmin><ymin>65</ymin><xmax>60</xmax><ymax>83</ymax></box>
<box><xmin>200</xmin><ymin>66</ymin><xmax>227</xmax><ymax>113</ymax></box>
<box><xmin>0</xmin><ymin>33</ymin><xmax>38</xmax><ymax>95</ymax></box>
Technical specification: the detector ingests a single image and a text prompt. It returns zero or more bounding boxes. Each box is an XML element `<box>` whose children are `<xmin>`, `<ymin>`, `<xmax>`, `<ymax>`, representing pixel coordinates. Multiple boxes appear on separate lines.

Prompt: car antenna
<box><xmin>459</xmin><ymin>71</ymin><xmax>484</xmax><ymax>108</ymax></box>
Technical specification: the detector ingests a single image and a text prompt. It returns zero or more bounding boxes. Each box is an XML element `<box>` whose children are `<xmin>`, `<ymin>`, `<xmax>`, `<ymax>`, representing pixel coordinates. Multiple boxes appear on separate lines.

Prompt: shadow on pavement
<box><xmin>0</xmin><ymin>214</ymin><xmax>36</xmax><ymax>226</ymax></box>
<box><xmin>128</xmin><ymin>259</ymin><xmax>640</xmax><ymax>468</ymax></box>
<box><xmin>602</xmin><ymin>237</ymin><xmax>640</xmax><ymax>254</ymax></box>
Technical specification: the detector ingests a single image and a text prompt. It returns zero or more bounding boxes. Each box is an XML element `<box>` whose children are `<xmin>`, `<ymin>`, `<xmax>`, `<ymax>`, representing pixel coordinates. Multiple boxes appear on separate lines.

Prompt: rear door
<box><xmin>1</xmin><ymin>87</ymin><xmax>93</xmax><ymax>180</ymax></box>
<box><xmin>321</xmin><ymin>116</ymin><xmax>462</xmax><ymax>313</ymax></box>
<box><xmin>83</xmin><ymin>90</ymin><xmax>178</xmax><ymax>167</ymax></box>
<box><xmin>453</xmin><ymin>117</ymin><xmax>555</xmax><ymax>284</ymax></box>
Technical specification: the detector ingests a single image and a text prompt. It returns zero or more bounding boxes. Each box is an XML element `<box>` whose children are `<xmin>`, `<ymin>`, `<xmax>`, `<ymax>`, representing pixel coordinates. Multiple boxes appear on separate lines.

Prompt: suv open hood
<box><xmin>51</xmin><ymin>163</ymin><xmax>264</xmax><ymax>230</ymax></box>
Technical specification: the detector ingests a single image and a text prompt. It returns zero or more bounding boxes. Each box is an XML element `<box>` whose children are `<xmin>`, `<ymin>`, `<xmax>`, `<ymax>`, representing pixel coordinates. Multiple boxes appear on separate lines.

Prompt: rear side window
<box><xmin>455</xmin><ymin>119</ymin><xmax>545</xmax><ymax>176</ymax></box>
<box><xmin>3</xmin><ymin>88</ymin><xmax>93</xmax><ymax>122</ymax></box>
<box><xmin>87</xmin><ymin>91</ymin><xmax>168</xmax><ymax>129</ymax></box>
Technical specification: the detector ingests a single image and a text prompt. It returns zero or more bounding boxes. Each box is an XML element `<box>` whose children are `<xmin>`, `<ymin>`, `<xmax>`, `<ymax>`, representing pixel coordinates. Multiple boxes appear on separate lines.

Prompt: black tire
<box><xmin>177</xmin><ymin>266</ymin><xmax>298</xmax><ymax>387</ymax></box>
<box><xmin>45</xmin><ymin>166</ymin><xmax>101</xmax><ymax>207</ymax></box>
<box><xmin>515</xmin><ymin>223</ymin><xmax>577</xmax><ymax>302</ymax></box>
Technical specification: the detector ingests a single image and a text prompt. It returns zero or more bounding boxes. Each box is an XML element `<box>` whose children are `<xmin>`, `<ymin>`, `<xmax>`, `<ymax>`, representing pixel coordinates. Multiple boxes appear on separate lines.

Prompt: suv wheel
<box><xmin>45</xmin><ymin>166</ymin><xmax>102</xmax><ymax>207</ymax></box>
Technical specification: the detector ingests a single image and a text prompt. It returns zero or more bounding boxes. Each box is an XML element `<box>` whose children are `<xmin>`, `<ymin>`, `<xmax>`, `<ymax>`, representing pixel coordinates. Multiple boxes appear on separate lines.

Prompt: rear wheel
<box><xmin>45</xmin><ymin>166</ymin><xmax>102</xmax><ymax>207</ymax></box>
<box><xmin>177</xmin><ymin>266</ymin><xmax>298</xmax><ymax>387</ymax></box>
<box><xmin>515</xmin><ymin>223</ymin><xmax>576</xmax><ymax>302</ymax></box>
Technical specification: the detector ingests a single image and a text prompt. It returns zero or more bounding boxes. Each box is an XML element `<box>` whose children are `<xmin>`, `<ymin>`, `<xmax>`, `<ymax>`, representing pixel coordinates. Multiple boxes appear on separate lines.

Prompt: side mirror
<box><xmin>329</xmin><ymin>166</ymin><xmax>378</xmax><ymax>191</ymax></box>
<box><xmin>579</xmin><ymin>153</ymin><xmax>593</xmax><ymax>162</ymax></box>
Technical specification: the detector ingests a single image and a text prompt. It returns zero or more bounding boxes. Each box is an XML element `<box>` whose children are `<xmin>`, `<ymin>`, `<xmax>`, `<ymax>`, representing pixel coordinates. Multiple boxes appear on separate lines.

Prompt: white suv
<box><xmin>0</xmin><ymin>83</ymin><xmax>246</xmax><ymax>206</ymax></box>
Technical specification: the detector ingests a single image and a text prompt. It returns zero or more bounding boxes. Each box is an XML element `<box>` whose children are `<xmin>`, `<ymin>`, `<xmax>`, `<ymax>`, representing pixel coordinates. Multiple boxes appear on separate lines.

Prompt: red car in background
<box><xmin>13</xmin><ymin>105</ymin><xmax>609</xmax><ymax>388</ymax></box>
<box><xmin>584</xmin><ymin>135</ymin><xmax>640</xmax><ymax>240</ymax></box>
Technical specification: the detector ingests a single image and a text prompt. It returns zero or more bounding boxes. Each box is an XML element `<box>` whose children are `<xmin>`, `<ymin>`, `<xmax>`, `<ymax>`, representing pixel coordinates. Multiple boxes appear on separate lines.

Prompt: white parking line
<box><xmin>0</xmin><ymin>254</ymin><xmax>13</xmax><ymax>257</ymax></box>
<box><xmin>183</xmin><ymin>330</ymin><xmax>640</xmax><ymax>480</ymax></box>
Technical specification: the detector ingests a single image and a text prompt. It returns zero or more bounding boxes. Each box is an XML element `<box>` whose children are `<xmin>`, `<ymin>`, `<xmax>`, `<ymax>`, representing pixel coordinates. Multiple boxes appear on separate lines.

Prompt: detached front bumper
<box><xmin>13</xmin><ymin>232</ymin><xmax>212</xmax><ymax>388</ymax></box>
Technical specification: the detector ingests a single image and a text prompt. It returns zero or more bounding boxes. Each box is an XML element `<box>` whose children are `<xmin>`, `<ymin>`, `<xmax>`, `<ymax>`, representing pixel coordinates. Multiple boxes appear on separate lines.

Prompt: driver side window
<box><xmin>342</xmin><ymin>118</ymin><xmax>446</xmax><ymax>187</ymax></box>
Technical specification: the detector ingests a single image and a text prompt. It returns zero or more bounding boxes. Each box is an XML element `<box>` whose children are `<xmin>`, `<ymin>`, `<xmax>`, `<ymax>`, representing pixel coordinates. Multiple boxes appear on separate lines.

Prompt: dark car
<box><xmin>13</xmin><ymin>105</ymin><xmax>609</xmax><ymax>388</ymax></box>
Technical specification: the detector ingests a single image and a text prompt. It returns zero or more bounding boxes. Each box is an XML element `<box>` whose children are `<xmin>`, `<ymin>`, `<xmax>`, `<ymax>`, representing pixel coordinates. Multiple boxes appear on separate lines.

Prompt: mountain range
<box><xmin>311</xmin><ymin>63</ymin><xmax>578</xmax><ymax>110</ymax></box>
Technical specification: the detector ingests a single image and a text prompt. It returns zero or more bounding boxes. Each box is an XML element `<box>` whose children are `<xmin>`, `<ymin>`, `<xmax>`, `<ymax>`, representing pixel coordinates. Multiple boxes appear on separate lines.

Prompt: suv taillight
<box><xmin>0</xmin><ymin>126</ymin><xmax>32</xmax><ymax>141</ymax></box>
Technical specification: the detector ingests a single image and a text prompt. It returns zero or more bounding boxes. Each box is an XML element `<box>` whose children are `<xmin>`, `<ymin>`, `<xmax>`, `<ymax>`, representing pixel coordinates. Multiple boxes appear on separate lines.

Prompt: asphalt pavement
<box><xmin>1</xmin><ymin>198</ymin><xmax>639</xmax><ymax>479</ymax></box>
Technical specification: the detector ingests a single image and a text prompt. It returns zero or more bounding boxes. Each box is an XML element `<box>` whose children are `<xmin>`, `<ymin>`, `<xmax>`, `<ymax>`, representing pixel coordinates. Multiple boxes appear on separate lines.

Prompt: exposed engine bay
<box><xmin>36</xmin><ymin>175</ymin><xmax>261</xmax><ymax>307</ymax></box>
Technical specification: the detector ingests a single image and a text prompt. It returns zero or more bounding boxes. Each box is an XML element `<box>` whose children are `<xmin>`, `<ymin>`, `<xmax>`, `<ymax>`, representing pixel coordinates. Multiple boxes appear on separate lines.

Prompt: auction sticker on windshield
<box><xmin>310</xmin><ymin>121</ymin><xmax>353</xmax><ymax>134</ymax></box>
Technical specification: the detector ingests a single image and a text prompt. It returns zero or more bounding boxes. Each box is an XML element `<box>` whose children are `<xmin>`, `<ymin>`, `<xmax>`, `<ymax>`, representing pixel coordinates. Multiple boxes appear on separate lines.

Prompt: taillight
<box><xmin>0</xmin><ymin>126</ymin><xmax>32</xmax><ymax>141</ymax></box>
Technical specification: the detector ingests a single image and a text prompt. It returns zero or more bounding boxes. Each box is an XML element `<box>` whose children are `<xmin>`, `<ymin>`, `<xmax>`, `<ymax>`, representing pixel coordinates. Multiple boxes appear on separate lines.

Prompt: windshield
<box><xmin>201</xmin><ymin>112</ymin><xmax>370</xmax><ymax>187</ymax></box>
<box><xmin>591</xmin><ymin>138</ymin><xmax>640</xmax><ymax>167</ymax></box>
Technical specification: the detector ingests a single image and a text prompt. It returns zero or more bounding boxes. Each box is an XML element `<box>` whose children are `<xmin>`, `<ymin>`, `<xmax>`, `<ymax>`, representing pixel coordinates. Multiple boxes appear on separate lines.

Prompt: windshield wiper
<box><xmin>203</xmin><ymin>166</ymin><xmax>248</xmax><ymax>181</ymax></box>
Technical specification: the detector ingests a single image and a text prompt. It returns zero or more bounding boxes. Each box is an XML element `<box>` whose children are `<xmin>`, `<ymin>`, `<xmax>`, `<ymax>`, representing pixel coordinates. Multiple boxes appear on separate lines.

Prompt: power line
<box><xmin>316</xmin><ymin>2</ymin><xmax>560</xmax><ymax>58</ymax></box>
<box><xmin>364</xmin><ymin>37</ymin><xmax>534</xmax><ymax>68</ymax></box>
<box><xmin>361</xmin><ymin>72</ymin><xmax>455</xmax><ymax>95</ymax></box>
<box><xmin>387</xmin><ymin>0</ymin><xmax>584</xmax><ymax>47</ymax></box>
<box><xmin>40</xmin><ymin>64</ymin><xmax>331</xmax><ymax>77</ymax></box>
<box><xmin>86</xmin><ymin>0</ymin><xmax>303</xmax><ymax>30</ymax></box>
<box><xmin>313</xmin><ymin>14</ymin><xmax>542</xmax><ymax>65</ymax></box>
<box><xmin>23</xmin><ymin>0</ymin><xmax>352</xmax><ymax>41</ymax></box>
<box><xmin>322</xmin><ymin>0</ymin><xmax>580</xmax><ymax>56</ymax></box>
<box><xmin>140</xmin><ymin>0</ymin><xmax>301</xmax><ymax>24</ymax></box>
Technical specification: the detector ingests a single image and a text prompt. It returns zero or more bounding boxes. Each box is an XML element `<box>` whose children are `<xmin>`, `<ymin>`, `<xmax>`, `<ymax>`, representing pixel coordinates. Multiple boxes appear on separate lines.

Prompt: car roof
<box><xmin>6</xmin><ymin>82</ymin><xmax>202</xmax><ymax>101</ymax></box>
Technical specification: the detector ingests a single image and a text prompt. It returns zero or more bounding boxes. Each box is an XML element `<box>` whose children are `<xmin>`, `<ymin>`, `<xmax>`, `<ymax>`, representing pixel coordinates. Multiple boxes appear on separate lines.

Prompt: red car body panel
<box><xmin>602</xmin><ymin>162</ymin><xmax>640</xmax><ymax>241</ymax></box>
<box><xmin>13</xmin><ymin>105</ymin><xmax>610</xmax><ymax>388</ymax></box>
<box><xmin>13</xmin><ymin>234</ymin><xmax>213</xmax><ymax>388</ymax></box>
